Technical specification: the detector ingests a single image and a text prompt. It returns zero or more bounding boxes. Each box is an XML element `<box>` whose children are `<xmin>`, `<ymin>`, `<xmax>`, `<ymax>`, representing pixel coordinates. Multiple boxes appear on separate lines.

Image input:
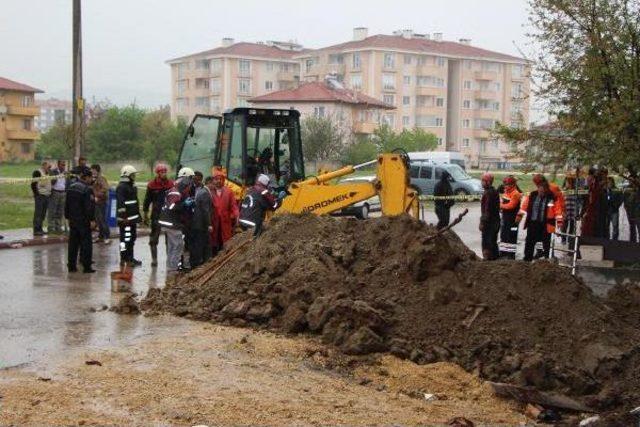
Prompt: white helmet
<box><xmin>257</xmin><ymin>174</ymin><xmax>270</xmax><ymax>186</ymax></box>
<box><xmin>178</xmin><ymin>167</ymin><xmax>195</xmax><ymax>178</ymax></box>
<box><xmin>120</xmin><ymin>165</ymin><xmax>137</xmax><ymax>177</ymax></box>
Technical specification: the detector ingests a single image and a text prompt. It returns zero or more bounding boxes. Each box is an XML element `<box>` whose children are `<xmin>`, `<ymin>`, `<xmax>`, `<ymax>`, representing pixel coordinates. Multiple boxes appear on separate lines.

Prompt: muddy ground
<box><xmin>0</xmin><ymin>318</ymin><xmax>525</xmax><ymax>426</ymax></box>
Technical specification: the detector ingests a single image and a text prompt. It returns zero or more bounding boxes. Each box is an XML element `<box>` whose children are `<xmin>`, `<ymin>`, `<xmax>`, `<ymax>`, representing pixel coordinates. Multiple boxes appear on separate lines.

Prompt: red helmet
<box><xmin>154</xmin><ymin>163</ymin><xmax>168</xmax><ymax>174</ymax></box>
<box><xmin>481</xmin><ymin>172</ymin><xmax>494</xmax><ymax>184</ymax></box>
<box><xmin>503</xmin><ymin>176</ymin><xmax>516</xmax><ymax>186</ymax></box>
<box><xmin>532</xmin><ymin>173</ymin><xmax>545</xmax><ymax>185</ymax></box>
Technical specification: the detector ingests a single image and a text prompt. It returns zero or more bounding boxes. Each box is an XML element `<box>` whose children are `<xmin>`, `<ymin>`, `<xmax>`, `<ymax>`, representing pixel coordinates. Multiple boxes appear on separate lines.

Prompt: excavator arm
<box><xmin>278</xmin><ymin>153</ymin><xmax>420</xmax><ymax>217</ymax></box>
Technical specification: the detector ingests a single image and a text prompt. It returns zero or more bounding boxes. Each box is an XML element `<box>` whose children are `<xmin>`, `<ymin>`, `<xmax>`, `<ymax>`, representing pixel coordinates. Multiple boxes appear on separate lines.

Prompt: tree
<box><xmin>496</xmin><ymin>0</ymin><xmax>640</xmax><ymax>177</ymax></box>
<box><xmin>341</xmin><ymin>137</ymin><xmax>379</xmax><ymax>165</ymax></box>
<box><xmin>86</xmin><ymin>105</ymin><xmax>146</xmax><ymax>162</ymax></box>
<box><xmin>372</xmin><ymin>125</ymin><xmax>438</xmax><ymax>154</ymax></box>
<box><xmin>141</xmin><ymin>107</ymin><xmax>187</xmax><ymax>171</ymax></box>
<box><xmin>301</xmin><ymin>115</ymin><xmax>347</xmax><ymax>162</ymax></box>
<box><xmin>36</xmin><ymin>123</ymin><xmax>74</xmax><ymax>160</ymax></box>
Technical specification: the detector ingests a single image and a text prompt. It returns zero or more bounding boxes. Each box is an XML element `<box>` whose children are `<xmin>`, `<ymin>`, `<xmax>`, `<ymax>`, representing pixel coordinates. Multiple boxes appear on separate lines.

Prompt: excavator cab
<box><xmin>177</xmin><ymin>108</ymin><xmax>305</xmax><ymax>189</ymax></box>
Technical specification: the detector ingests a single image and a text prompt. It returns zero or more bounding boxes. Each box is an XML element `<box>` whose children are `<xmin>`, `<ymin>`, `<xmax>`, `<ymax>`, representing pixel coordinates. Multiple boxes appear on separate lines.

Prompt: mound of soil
<box><xmin>144</xmin><ymin>214</ymin><xmax>640</xmax><ymax>421</ymax></box>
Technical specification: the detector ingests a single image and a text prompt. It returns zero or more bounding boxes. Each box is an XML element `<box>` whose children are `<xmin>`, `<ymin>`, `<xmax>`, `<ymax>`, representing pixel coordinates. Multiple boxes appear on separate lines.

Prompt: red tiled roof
<box><xmin>167</xmin><ymin>42</ymin><xmax>306</xmax><ymax>62</ymax></box>
<box><xmin>249</xmin><ymin>81</ymin><xmax>394</xmax><ymax>109</ymax></box>
<box><xmin>299</xmin><ymin>34</ymin><xmax>526</xmax><ymax>63</ymax></box>
<box><xmin>0</xmin><ymin>77</ymin><xmax>43</xmax><ymax>93</ymax></box>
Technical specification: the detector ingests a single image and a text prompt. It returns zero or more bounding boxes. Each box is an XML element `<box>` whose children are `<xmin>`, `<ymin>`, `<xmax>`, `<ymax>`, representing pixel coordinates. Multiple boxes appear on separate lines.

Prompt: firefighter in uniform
<box><xmin>65</xmin><ymin>169</ymin><xmax>96</xmax><ymax>273</ymax></box>
<box><xmin>498</xmin><ymin>175</ymin><xmax>522</xmax><ymax>259</ymax></box>
<box><xmin>116</xmin><ymin>165</ymin><xmax>142</xmax><ymax>266</ymax></box>
<box><xmin>239</xmin><ymin>174</ymin><xmax>280</xmax><ymax>237</ymax></box>
<box><xmin>143</xmin><ymin>163</ymin><xmax>174</xmax><ymax>267</ymax></box>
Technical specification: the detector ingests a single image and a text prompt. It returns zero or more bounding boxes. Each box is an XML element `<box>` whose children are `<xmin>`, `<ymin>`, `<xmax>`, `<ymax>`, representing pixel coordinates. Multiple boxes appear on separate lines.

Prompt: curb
<box><xmin>0</xmin><ymin>229</ymin><xmax>151</xmax><ymax>250</ymax></box>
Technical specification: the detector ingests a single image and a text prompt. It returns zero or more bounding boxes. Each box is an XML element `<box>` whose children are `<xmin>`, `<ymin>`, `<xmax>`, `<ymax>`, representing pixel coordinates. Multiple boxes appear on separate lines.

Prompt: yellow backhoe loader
<box><xmin>177</xmin><ymin>108</ymin><xmax>419</xmax><ymax>218</ymax></box>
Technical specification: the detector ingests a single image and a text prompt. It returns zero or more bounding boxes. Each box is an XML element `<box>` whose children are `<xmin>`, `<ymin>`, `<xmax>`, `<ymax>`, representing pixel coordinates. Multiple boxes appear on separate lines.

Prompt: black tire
<box><xmin>357</xmin><ymin>204</ymin><xmax>369</xmax><ymax>220</ymax></box>
<box><xmin>455</xmin><ymin>188</ymin><xmax>470</xmax><ymax>196</ymax></box>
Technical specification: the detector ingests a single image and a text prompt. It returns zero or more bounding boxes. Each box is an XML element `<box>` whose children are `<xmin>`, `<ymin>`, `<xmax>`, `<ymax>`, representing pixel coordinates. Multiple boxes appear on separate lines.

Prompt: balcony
<box><xmin>474</xmin><ymin>109</ymin><xmax>500</xmax><ymax>119</ymax></box>
<box><xmin>353</xmin><ymin>122</ymin><xmax>378</xmax><ymax>134</ymax></box>
<box><xmin>415</xmin><ymin>86</ymin><xmax>445</xmax><ymax>96</ymax></box>
<box><xmin>474</xmin><ymin>90</ymin><xmax>499</xmax><ymax>99</ymax></box>
<box><xmin>7</xmin><ymin>129</ymin><xmax>39</xmax><ymax>140</ymax></box>
<box><xmin>210</xmin><ymin>68</ymin><xmax>222</xmax><ymax>78</ymax></box>
<box><xmin>472</xmin><ymin>128</ymin><xmax>492</xmax><ymax>138</ymax></box>
<box><xmin>276</xmin><ymin>70</ymin><xmax>296</xmax><ymax>81</ymax></box>
<box><xmin>475</xmin><ymin>71</ymin><xmax>498</xmax><ymax>80</ymax></box>
<box><xmin>327</xmin><ymin>63</ymin><xmax>346</xmax><ymax>75</ymax></box>
<box><xmin>193</xmin><ymin>68</ymin><xmax>210</xmax><ymax>78</ymax></box>
<box><xmin>7</xmin><ymin>105</ymin><xmax>40</xmax><ymax>116</ymax></box>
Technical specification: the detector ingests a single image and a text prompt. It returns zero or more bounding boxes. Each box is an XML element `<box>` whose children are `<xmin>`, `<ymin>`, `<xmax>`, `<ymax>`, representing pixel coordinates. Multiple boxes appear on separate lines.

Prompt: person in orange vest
<box><xmin>498</xmin><ymin>175</ymin><xmax>522</xmax><ymax>259</ymax></box>
<box><xmin>533</xmin><ymin>173</ymin><xmax>565</xmax><ymax>227</ymax></box>
<box><xmin>517</xmin><ymin>177</ymin><xmax>563</xmax><ymax>261</ymax></box>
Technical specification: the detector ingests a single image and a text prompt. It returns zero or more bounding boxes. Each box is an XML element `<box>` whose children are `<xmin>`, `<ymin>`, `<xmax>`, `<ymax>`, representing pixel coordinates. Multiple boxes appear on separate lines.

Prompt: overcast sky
<box><xmin>1</xmin><ymin>0</ymin><xmax>534</xmax><ymax>110</ymax></box>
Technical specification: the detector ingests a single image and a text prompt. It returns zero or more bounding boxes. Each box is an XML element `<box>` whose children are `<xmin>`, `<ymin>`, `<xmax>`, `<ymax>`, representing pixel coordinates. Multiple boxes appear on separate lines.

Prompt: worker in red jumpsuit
<box><xmin>210</xmin><ymin>170</ymin><xmax>239</xmax><ymax>254</ymax></box>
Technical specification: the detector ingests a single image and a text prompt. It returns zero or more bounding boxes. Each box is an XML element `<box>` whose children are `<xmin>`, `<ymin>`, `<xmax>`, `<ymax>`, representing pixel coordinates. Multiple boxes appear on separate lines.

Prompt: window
<box><xmin>419</xmin><ymin>166</ymin><xmax>432</xmax><ymax>179</ymax></box>
<box><xmin>265</xmin><ymin>81</ymin><xmax>273</xmax><ymax>90</ymax></box>
<box><xmin>195</xmin><ymin>78</ymin><xmax>209</xmax><ymax>89</ymax></box>
<box><xmin>352</xmin><ymin>52</ymin><xmax>361</xmax><ymax>69</ymax></box>
<box><xmin>402</xmin><ymin>96</ymin><xmax>411</xmax><ymax>106</ymax></box>
<box><xmin>404</xmin><ymin>54</ymin><xmax>413</xmax><ymax>65</ymax></box>
<box><xmin>305</xmin><ymin>58</ymin><xmax>315</xmax><ymax>73</ymax></box>
<box><xmin>417</xmin><ymin>55</ymin><xmax>428</xmax><ymax>65</ymax></box>
<box><xmin>463</xmin><ymin>80</ymin><xmax>472</xmax><ymax>90</ymax></box>
<box><xmin>435</xmin><ymin>56</ymin><xmax>446</xmax><ymax>67</ymax></box>
<box><xmin>415</xmin><ymin>115</ymin><xmax>441</xmax><ymax>127</ymax></box>
<box><xmin>437</xmin><ymin>138</ymin><xmax>443</xmax><ymax>146</ymax></box>
<box><xmin>464</xmin><ymin>60</ymin><xmax>474</xmax><ymax>70</ymax></box>
<box><xmin>512</xmin><ymin>64</ymin><xmax>524</xmax><ymax>78</ymax></box>
<box><xmin>474</xmin><ymin>119</ymin><xmax>497</xmax><ymax>129</ymax></box>
<box><xmin>239</xmin><ymin>59</ymin><xmax>251</xmax><ymax>76</ymax></box>
<box><xmin>511</xmin><ymin>82</ymin><xmax>524</xmax><ymax>98</ymax></box>
<box><xmin>402</xmin><ymin>116</ymin><xmax>410</xmax><ymax>127</ymax></box>
<box><xmin>22</xmin><ymin>119</ymin><xmax>32</xmax><ymax>130</ymax></box>
<box><xmin>480</xmin><ymin>140</ymin><xmax>487</xmax><ymax>153</ymax></box>
<box><xmin>236</xmin><ymin>98</ymin><xmax>248</xmax><ymax>107</ymax></box>
<box><xmin>195</xmin><ymin>59</ymin><xmax>210</xmax><ymax>70</ymax></box>
<box><xmin>347</xmin><ymin>74</ymin><xmax>362</xmax><ymax>91</ymax></box>
<box><xmin>280</xmin><ymin>63</ymin><xmax>290</xmax><ymax>72</ymax></box>
<box><xmin>462</xmin><ymin>119</ymin><xmax>471</xmax><ymax>128</ymax></box>
<box><xmin>482</xmin><ymin>62</ymin><xmax>501</xmax><ymax>72</ymax></box>
<box><xmin>21</xmin><ymin>142</ymin><xmax>31</xmax><ymax>154</ymax></box>
<box><xmin>382</xmin><ymin>114</ymin><xmax>395</xmax><ymax>127</ymax></box>
<box><xmin>403</xmin><ymin>75</ymin><xmax>411</xmax><ymax>86</ymax></box>
<box><xmin>416</xmin><ymin>76</ymin><xmax>445</xmax><ymax>87</ymax></box>
<box><xmin>210</xmin><ymin>78</ymin><xmax>221</xmax><ymax>94</ymax></box>
<box><xmin>436</xmin><ymin>98</ymin><xmax>444</xmax><ymax>107</ymax></box>
<box><xmin>462</xmin><ymin>138</ymin><xmax>470</xmax><ymax>148</ymax></box>
<box><xmin>21</xmin><ymin>96</ymin><xmax>33</xmax><ymax>107</ymax></box>
<box><xmin>210</xmin><ymin>97</ymin><xmax>220</xmax><ymax>112</ymax></box>
<box><xmin>266</xmin><ymin>62</ymin><xmax>274</xmax><ymax>71</ymax></box>
<box><xmin>435</xmin><ymin>117</ymin><xmax>443</xmax><ymax>127</ymax></box>
<box><xmin>383</xmin><ymin>94</ymin><xmax>395</xmax><ymax>105</ymax></box>
<box><xmin>176</xmin><ymin>98</ymin><xmax>189</xmax><ymax>112</ymax></box>
<box><xmin>383</xmin><ymin>52</ymin><xmax>395</xmax><ymax>69</ymax></box>
<box><xmin>195</xmin><ymin>96</ymin><xmax>208</xmax><ymax>107</ymax></box>
<box><xmin>211</xmin><ymin>59</ymin><xmax>222</xmax><ymax>71</ymax></box>
<box><xmin>475</xmin><ymin>100</ymin><xmax>500</xmax><ymax>111</ymax></box>
<box><xmin>328</xmin><ymin>54</ymin><xmax>344</xmax><ymax>64</ymax></box>
<box><xmin>176</xmin><ymin>62</ymin><xmax>189</xmax><ymax>79</ymax></box>
<box><xmin>463</xmin><ymin>99</ymin><xmax>471</xmax><ymax>109</ymax></box>
<box><xmin>314</xmin><ymin>106</ymin><xmax>325</xmax><ymax>117</ymax></box>
<box><xmin>382</xmin><ymin>73</ymin><xmax>396</xmax><ymax>90</ymax></box>
<box><xmin>492</xmin><ymin>140</ymin><xmax>499</xmax><ymax>148</ymax></box>
<box><xmin>410</xmin><ymin>165</ymin><xmax>420</xmax><ymax>178</ymax></box>
<box><xmin>177</xmin><ymin>80</ymin><xmax>188</xmax><ymax>96</ymax></box>
<box><xmin>238</xmin><ymin>78</ymin><xmax>251</xmax><ymax>94</ymax></box>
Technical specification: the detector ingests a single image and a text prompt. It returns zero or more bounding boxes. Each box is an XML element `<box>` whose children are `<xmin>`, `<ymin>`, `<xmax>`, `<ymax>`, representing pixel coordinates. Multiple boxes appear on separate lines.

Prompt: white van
<box><xmin>408</xmin><ymin>151</ymin><xmax>467</xmax><ymax>170</ymax></box>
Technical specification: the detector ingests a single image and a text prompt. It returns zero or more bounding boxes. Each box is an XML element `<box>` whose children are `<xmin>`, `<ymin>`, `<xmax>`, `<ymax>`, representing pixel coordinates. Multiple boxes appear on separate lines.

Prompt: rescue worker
<box><xmin>210</xmin><ymin>170</ymin><xmax>239</xmax><ymax>254</ymax></box>
<box><xmin>498</xmin><ymin>175</ymin><xmax>522</xmax><ymax>259</ymax></box>
<box><xmin>65</xmin><ymin>169</ymin><xmax>96</xmax><ymax>273</ymax></box>
<box><xmin>433</xmin><ymin>170</ymin><xmax>454</xmax><ymax>229</ymax></box>
<box><xmin>159</xmin><ymin>167</ymin><xmax>195</xmax><ymax>275</ymax></box>
<box><xmin>606</xmin><ymin>177</ymin><xmax>623</xmax><ymax>240</ymax></box>
<box><xmin>116</xmin><ymin>165</ymin><xmax>142</xmax><ymax>266</ymax></box>
<box><xmin>143</xmin><ymin>163</ymin><xmax>174</xmax><ymax>267</ymax></box>
<box><xmin>518</xmin><ymin>178</ymin><xmax>562</xmax><ymax>261</ymax></box>
<box><xmin>190</xmin><ymin>176</ymin><xmax>213</xmax><ymax>267</ymax></box>
<box><xmin>239</xmin><ymin>174</ymin><xmax>280</xmax><ymax>237</ymax></box>
<box><xmin>479</xmin><ymin>172</ymin><xmax>500</xmax><ymax>260</ymax></box>
<box><xmin>533</xmin><ymin>173</ymin><xmax>565</xmax><ymax>227</ymax></box>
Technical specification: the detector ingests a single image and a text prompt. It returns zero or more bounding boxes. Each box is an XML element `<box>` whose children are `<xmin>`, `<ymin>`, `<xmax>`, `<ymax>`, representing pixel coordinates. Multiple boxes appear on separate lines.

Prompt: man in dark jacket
<box><xmin>518</xmin><ymin>179</ymin><xmax>558</xmax><ymax>261</ymax></box>
<box><xmin>65</xmin><ymin>169</ymin><xmax>96</xmax><ymax>273</ymax></box>
<box><xmin>479</xmin><ymin>173</ymin><xmax>500</xmax><ymax>260</ymax></box>
<box><xmin>116</xmin><ymin>165</ymin><xmax>142</xmax><ymax>267</ymax></box>
<box><xmin>190</xmin><ymin>176</ymin><xmax>213</xmax><ymax>267</ymax></box>
<box><xmin>239</xmin><ymin>174</ymin><xmax>280</xmax><ymax>237</ymax></box>
<box><xmin>433</xmin><ymin>169</ymin><xmax>454</xmax><ymax>229</ymax></box>
<box><xmin>143</xmin><ymin>163</ymin><xmax>174</xmax><ymax>266</ymax></box>
<box><xmin>606</xmin><ymin>177</ymin><xmax>624</xmax><ymax>240</ymax></box>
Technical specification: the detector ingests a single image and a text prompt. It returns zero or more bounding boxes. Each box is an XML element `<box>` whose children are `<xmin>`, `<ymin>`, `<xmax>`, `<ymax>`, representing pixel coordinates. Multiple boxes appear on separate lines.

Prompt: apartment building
<box><xmin>297</xmin><ymin>29</ymin><xmax>530</xmax><ymax>168</ymax></box>
<box><xmin>166</xmin><ymin>39</ymin><xmax>304</xmax><ymax>122</ymax></box>
<box><xmin>0</xmin><ymin>77</ymin><xmax>43</xmax><ymax>161</ymax></box>
<box><xmin>249</xmin><ymin>77</ymin><xmax>394</xmax><ymax>136</ymax></box>
<box><xmin>34</xmin><ymin>98</ymin><xmax>72</xmax><ymax>132</ymax></box>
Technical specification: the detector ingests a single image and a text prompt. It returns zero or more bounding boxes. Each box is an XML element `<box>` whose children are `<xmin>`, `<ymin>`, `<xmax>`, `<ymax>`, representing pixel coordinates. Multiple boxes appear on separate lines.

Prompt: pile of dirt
<box><xmin>144</xmin><ymin>214</ymin><xmax>640</xmax><ymax>421</ymax></box>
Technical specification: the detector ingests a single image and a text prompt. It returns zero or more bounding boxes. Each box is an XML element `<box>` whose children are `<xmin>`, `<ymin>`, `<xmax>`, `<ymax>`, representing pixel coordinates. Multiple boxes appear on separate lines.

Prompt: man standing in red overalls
<box><xmin>210</xmin><ymin>170</ymin><xmax>239</xmax><ymax>254</ymax></box>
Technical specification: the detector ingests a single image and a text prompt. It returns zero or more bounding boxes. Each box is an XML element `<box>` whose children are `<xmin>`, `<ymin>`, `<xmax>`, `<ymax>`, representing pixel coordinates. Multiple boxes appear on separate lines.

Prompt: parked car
<box><xmin>408</xmin><ymin>151</ymin><xmax>467</xmax><ymax>170</ymax></box>
<box><xmin>409</xmin><ymin>161</ymin><xmax>483</xmax><ymax>196</ymax></box>
<box><xmin>333</xmin><ymin>176</ymin><xmax>381</xmax><ymax>219</ymax></box>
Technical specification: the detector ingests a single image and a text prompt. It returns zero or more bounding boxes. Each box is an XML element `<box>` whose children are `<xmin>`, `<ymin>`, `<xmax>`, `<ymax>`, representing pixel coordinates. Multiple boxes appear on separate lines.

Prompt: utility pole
<box><xmin>72</xmin><ymin>0</ymin><xmax>84</xmax><ymax>165</ymax></box>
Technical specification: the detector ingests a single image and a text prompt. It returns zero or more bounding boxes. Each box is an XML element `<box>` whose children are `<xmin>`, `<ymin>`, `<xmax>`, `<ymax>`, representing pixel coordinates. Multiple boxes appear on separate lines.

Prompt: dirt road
<box><xmin>0</xmin><ymin>317</ymin><xmax>524</xmax><ymax>426</ymax></box>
